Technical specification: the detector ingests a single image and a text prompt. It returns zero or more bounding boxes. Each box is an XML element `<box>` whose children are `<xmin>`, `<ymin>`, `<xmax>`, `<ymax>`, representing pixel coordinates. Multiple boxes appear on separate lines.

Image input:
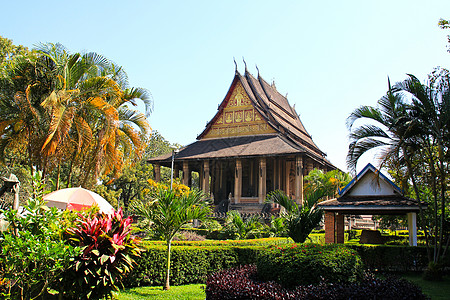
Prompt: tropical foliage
<box><xmin>266</xmin><ymin>190</ymin><xmax>323</xmax><ymax>243</ymax></box>
<box><xmin>222</xmin><ymin>210</ymin><xmax>265</xmax><ymax>239</ymax></box>
<box><xmin>0</xmin><ymin>39</ymin><xmax>152</xmax><ymax>191</ymax></box>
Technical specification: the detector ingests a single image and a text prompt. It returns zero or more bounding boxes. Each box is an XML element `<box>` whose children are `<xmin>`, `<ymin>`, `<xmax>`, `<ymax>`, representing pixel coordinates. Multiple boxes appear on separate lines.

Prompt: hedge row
<box><xmin>258</xmin><ymin>244</ymin><xmax>364</xmax><ymax>287</ymax></box>
<box><xmin>349</xmin><ymin>245</ymin><xmax>436</xmax><ymax>272</ymax></box>
<box><xmin>122</xmin><ymin>239</ymin><xmax>289</xmax><ymax>287</ymax></box>
<box><xmin>123</xmin><ymin>239</ymin><xmax>448</xmax><ymax>288</ymax></box>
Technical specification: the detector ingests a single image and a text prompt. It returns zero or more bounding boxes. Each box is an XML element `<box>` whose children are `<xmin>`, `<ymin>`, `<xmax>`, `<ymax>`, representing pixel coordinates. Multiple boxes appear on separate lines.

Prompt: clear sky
<box><xmin>1</xmin><ymin>0</ymin><xmax>449</xmax><ymax>172</ymax></box>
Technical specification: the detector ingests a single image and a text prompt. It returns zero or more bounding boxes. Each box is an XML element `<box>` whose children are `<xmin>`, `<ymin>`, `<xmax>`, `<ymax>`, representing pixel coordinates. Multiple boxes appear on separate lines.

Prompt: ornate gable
<box><xmin>202</xmin><ymin>81</ymin><xmax>276</xmax><ymax>139</ymax></box>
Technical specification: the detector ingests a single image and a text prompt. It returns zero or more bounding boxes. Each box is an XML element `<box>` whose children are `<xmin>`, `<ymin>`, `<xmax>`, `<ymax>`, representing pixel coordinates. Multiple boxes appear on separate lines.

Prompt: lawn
<box><xmin>116</xmin><ymin>284</ymin><xmax>206</xmax><ymax>300</ymax></box>
<box><xmin>401</xmin><ymin>273</ymin><xmax>450</xmax><ymax>300</ymax></box>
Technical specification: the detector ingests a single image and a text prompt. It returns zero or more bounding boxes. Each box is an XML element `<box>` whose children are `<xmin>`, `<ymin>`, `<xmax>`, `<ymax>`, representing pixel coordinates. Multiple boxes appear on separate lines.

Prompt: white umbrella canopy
<box><xmin>43</xmin><ymin>187</ymin><xmax>115</xmax><ymax>214</ymax></box>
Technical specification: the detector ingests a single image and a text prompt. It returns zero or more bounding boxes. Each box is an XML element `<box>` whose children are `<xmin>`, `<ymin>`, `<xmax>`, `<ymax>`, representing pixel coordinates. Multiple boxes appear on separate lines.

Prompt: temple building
<box><xmin>148</xmin><ymin>67</ymin><xmax>336</xmax><ymax>213</ymax></box>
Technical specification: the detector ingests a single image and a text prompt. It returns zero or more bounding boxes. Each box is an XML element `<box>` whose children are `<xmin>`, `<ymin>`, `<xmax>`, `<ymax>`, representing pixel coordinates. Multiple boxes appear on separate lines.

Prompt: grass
<box><xmin>402</xmin><ymin>273</ymin><xmax>450</xmax><ymax>300</ymax></box>
<box><xmin>116</xmin><ymin>284</ymin><xmax>205</xmax><ymax>300</ymax></box>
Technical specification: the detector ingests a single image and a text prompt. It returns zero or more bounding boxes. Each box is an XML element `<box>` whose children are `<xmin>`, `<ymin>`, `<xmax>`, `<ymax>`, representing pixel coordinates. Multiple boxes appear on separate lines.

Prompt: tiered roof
<box><xmin>149</xmin><ymin>68</ymin><xmax>334</xmax><ymax>167</ymax></box>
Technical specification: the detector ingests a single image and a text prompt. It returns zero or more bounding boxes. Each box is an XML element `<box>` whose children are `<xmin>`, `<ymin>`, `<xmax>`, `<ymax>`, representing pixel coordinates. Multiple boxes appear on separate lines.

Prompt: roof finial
<box><xmin>255</xmin><ymin>64</ymin><xmax>260</xmax><ymax>77</ymax></box>
<box><xmin>242</xmin><ymin>57</ymin><xmax>247</xmax><ymax>72</ymax></box>
<box><xmin>233</xmin><ymin>57</ymin><xmax>238</xmax><ymax>73</ymax></box>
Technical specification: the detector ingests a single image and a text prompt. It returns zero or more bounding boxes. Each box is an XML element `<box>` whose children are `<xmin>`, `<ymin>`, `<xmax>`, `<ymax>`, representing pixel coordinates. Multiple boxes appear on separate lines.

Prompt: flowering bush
<box><xmin>257</xmin><ymin>244</ymin><xmax>364</xmax><ymax>287</ymax></box>
<box><xmin>60</xmin><ymin>208</ymin><xmax>142</xmax><ymax>299</ymax></box>
<box><xmin>147</xmin><ymin>178</ymin><xmax>190</xmax><ymax>197</ymax></box>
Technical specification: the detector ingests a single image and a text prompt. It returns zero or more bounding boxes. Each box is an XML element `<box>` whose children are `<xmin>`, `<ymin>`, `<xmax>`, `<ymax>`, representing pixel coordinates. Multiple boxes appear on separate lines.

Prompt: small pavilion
<box><xmin>318</xmin><ymin>163</ymin><xmax>426</xmax><ymax>246</ymax></box>
<box><xmin>149</xmin><ymin>67</ymin><xmax>336</xmax><ymax>213</ymax></box>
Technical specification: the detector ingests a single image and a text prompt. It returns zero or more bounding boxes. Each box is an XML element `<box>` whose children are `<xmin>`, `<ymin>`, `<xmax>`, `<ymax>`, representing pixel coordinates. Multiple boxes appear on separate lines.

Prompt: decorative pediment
<box><xmin>202</xmin><ymin>81</ymin><xmax>276</xmax><ymax>139</ymax></box>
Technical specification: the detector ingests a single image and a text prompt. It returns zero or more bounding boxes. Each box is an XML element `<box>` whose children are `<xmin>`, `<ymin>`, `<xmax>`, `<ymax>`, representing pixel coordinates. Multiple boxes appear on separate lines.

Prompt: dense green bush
<box><xmin>257</xmin><ymin>244</ymin><xmax>364</xmax><ymax>287</ymax></box>
<box><xmin>0</xmin><ymin>198</ymin><xmax>80</xmax><ymax>299</ymax></box>
<box><xmin>122</xmin><ymin>238</ymin><xmax>292</xmax><ymax>287</ymax></box>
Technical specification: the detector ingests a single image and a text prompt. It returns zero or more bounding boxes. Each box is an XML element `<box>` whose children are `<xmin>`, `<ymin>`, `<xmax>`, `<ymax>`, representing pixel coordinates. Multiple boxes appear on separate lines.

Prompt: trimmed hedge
<box><xmin>122</xmin><ymin>238</ymin><xmax>291</xmax><ymax>287</ymax></box>
<box><xmin>350</xmin><ymin>245</ymin><xmax>432</xmax><ymax>272</ymax></box>
<box><xmin>122</xmin><ymin>238</ymin><xmax>449</xmax><ymax>288</ymax></box>
<box><xmin>257</xmin><ymin>244</ymin><xmax>364</xmax><ymax>287</ymax></box>
<box><xmin>205</xmin><ymin>265</ymin><xmax>429</xmax><ymax>300</ymax></box>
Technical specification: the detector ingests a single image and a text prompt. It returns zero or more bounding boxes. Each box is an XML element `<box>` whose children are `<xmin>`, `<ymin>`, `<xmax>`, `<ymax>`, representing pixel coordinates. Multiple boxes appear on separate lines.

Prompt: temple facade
<box><xmin>148</xmin><ymin>68</ymin><xmax>336</xmax><ymax>213</ymax></box>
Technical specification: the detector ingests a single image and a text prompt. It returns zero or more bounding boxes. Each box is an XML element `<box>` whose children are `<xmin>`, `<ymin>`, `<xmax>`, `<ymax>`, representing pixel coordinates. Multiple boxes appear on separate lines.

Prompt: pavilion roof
<box><xmin>318</xmin><ymin>163</ymin><xmax>426</xmax><ymax>214</ymax></box>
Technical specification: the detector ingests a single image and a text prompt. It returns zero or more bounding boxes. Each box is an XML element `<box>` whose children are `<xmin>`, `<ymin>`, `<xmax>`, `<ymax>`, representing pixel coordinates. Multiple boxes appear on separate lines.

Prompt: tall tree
<box><xmin>347</xmin><ymin>72</ymin><xmax>450</xmax><ymax>276</ymax></box>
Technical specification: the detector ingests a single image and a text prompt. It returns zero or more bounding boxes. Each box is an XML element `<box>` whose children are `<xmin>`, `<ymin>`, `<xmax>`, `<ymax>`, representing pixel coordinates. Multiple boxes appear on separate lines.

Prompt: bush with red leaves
<box><xmin>205</xmin><ymin>265</ymin><xmax>429</xmax><ymax>300</ymax></box>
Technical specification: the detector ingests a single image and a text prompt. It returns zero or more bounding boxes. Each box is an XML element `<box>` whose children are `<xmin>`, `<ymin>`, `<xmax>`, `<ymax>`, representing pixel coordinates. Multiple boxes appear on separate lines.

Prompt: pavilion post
<box><xmin>407</xmin><ymin>212</ymin><xmax>418</xmax><ymax>246</ymax></box>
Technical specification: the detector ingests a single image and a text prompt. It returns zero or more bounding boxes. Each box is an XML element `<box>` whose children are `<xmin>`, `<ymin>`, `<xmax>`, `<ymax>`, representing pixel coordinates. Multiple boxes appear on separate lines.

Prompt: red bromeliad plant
<box><xmin>60</xmin><ymin>208</ymin><xmax>142</xmax><ymax>300</ymax></box>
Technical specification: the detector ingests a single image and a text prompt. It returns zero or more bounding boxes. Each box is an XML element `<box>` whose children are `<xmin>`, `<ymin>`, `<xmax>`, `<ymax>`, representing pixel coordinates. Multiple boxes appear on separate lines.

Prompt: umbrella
<box><xmin>43</xmin><ymin>187</ymin><xmax>115</xmax><ymax>214</ymax></box>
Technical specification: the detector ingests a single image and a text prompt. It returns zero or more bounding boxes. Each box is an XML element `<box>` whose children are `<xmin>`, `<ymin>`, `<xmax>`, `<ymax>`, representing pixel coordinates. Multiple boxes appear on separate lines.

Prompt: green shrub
<box><xmin>0</xmin><ymin>176</ymin><xmax>80</xmax><ymax>300</ymax></box>
<box><xmin>122</xmin><ymin>238</ymin><xmax>291</xmax><ymax>287</ymax></box>
<box><xmin>349</xmin><ymin>244</ymin><xmax>431</xmax><ymax>272</ymax></box>
<box><xmin>257</xmin><ymin>244</ymin><xmax>364</xmax><ymax>288</ymax></box>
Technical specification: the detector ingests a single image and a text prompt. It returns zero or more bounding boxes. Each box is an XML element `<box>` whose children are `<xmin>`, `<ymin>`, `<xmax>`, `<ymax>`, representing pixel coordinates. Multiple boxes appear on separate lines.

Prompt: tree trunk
<box><xmin>404</xmin><ymin>151</ymin><xmax>431</xmax><ymax>261</ymax></box>
<box><xmin>55</xmin><ymin>158</ymin><xmax>61</xmax><ymax>191</ymax></box>
<box><xmin>164</xmin><ymin>239</ymin><xmax>172</xmax><ymax>290</ymax></box>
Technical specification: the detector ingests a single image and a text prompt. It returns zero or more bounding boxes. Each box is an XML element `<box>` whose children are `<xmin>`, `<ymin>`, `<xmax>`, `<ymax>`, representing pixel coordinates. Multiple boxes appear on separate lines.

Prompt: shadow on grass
<box><xmin>117</xmin><ymin>284</ymin><xmax>205</xmax><ymax>300</ymax></box>
<box><xmin>402</xmin><ymin>273</ymin><xmax>450</xmax><ymax>300</ymax></box>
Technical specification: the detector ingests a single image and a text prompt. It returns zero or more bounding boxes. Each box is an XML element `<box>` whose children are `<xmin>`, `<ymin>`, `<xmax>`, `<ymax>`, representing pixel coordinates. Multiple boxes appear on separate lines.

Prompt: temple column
<box><xmin>407</xmin><ymin>212</ymin><xmax>418</xmax><ymax>246</ymax></box>
<box><xmin>202</xmin><ymin>160</ymin><xmax>210</xmax><ymax>196</ymax></box>
<box><xmin>295</xmin><ymin>155</ymin><xmax>303</xmax><ymax>205</ymax></box>
<box><xmin>234</xmin><ymin>159</ymin><xmax>242</xmax><ymax>204</ymax></box>
<box><xmin>153</xmin><ymin>164</ymin><xmax>161</xmax><ymax>182</ymax></box>
<box><xmin>285</xmin><ymin>160</ymin><xmax>290</xmax><ymax>198</ymax></box>
<box><xmin>214</xmin><ymin>162</ymin><xmax>221</xmax><ymax>200</ymax></box>
<box><xmin>182</xmin><ymin>161</ymin><xmax>190</xmax><ymax>186</ymax></box>
<box><xmin>259</xmin><ymin>158</ymin><xmax>266</xmax><ymax>203</ymax></box>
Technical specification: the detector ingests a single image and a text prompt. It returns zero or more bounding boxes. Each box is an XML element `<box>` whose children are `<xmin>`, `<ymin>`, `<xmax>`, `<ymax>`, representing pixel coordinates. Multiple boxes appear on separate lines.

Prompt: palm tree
<box><xmin>266</xmin><ymin>190</ymin><xmax>323</xmax><ymax>243</ymax></box>
<box><xmin>131</xmin><ymin>187</ymin><xmax>211</xmax><ymax>290</ymax></box>
<box><xmin>346</xmin><ymin>80</ymin><xmax>412</xmax><ymax>174</ymax></box>
<box><xmin>0</xmin><ymin>53</ymin><xmax>54</xmax><ymax>174</ymax></box>
<box><xmin>34</xmin><ymin>43</ymin><xmax>152</xmax><ymax>187</ymax></box>
<box><xmin>394</xmin><ymin>72</ymin><xmax>450</xmax><ymax>267</ymax></box>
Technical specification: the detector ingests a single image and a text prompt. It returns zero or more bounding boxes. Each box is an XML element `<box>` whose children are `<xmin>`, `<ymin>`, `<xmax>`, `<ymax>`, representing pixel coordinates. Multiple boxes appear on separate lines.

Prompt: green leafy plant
<box><xmin>222</xmin><ymin>210</ymin><xmax>265</xmax><ymax>239</ymax></box>
<box><xmin>0</xmin><ymin>186</ymin><xmax>79</xmax><ymax>299</ymax></box>
<box><xmin>60</xmin><ymin>208</ymin><xmax>142</xmax><ymax>299</ymax></box>
<box><xmin>266</xmin><ymin>190</ymin><xmax>322</xmax><ymax>243</ymax></box>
